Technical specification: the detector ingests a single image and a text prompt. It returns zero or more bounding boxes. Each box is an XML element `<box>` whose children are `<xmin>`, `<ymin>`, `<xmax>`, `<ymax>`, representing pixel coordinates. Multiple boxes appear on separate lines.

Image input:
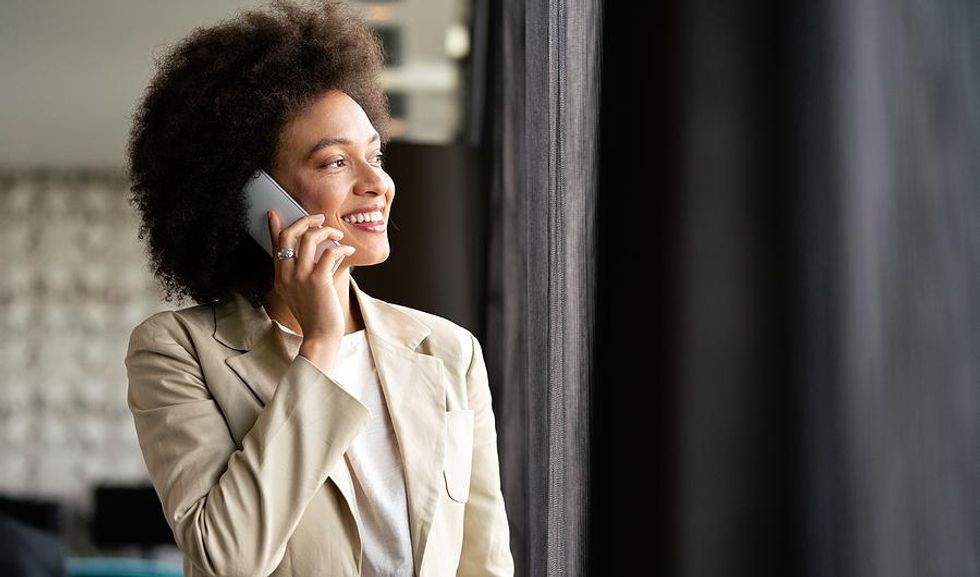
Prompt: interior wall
<box><xmin>0</xmin><ymin>171</ymin><xmax>168</xmax><ymax>556</ymax></box>
<box><xmin>0</xmin><ymin>0</ymin><xmax>267</xmax><ymax>168</ymax></box>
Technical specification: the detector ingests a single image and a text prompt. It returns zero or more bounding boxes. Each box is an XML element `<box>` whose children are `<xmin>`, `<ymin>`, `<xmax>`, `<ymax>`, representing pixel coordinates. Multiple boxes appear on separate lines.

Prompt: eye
<box><xmin>321</xmin><ymin>158</ymin><xmax>346</xmax><ymax>170</ymax></box>
<box><xmin>319</xmin><ymin>153</ymin><xmax>384</xmax><ymax>171</ymax></box>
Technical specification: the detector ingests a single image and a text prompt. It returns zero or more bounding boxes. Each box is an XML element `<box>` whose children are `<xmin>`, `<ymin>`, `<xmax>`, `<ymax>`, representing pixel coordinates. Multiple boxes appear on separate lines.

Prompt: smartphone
<box><xmin>242</xmin><ymin>169</ymin><xmax>344</xmax><ymax>272</ymax></box>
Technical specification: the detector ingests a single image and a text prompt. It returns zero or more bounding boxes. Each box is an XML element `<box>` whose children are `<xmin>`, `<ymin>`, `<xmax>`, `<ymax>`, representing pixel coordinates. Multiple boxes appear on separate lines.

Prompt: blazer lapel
<box><xmin>212</xmin><ymin>291</ymin><xmax>366</xmax><ymax>542</ymax></box>
<box><xmin>212</xmin><ymin>276</ymin><xmax>449</xmax><ymax>576</ymax></box>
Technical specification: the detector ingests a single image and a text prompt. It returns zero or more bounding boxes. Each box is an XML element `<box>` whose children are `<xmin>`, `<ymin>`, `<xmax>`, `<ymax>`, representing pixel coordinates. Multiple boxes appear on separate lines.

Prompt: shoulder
<box><xmin>124</xmin><ymin>301</ymin><xmax>219</xmax><ymax>388</ymax></box>
<box><xmin>125</xmin><ymin>301</ymin><xmax>218</xmax><ymax>407</ymax></box>
<box><xmin>127</xmin><ymin>300</ymin><xmax>216</xmax><ymax>350</ymax></box>
<box><xmin>378</xmin><ymin>300</ymin><xmax>480</xmax><ymax>368</ymax></box>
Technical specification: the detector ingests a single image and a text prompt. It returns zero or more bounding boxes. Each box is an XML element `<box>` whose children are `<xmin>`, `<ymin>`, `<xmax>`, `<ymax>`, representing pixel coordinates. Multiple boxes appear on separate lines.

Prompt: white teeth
<box><xmin>343</xmin><ymin>210</ymin><xmax>383</xmax><ymax>224</ymax></box>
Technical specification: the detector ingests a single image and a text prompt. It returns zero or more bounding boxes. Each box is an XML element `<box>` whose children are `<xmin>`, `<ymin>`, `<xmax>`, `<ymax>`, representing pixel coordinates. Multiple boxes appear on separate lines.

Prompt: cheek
<box><xmin>296</xmin><ymin>181</ymin><xmax>345</xmax><ymax>213</ymax></box>
<box><xmin>289</xmin><ymin>180</ymin><xmax>318</xmax><ymax>209</ymax></box>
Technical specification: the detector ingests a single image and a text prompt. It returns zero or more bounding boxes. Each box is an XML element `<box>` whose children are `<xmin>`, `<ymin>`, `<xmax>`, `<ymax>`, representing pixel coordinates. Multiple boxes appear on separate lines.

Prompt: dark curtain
<box><xmin>798</xmin><ymin>2</ymin><xmax>980</xmax><ymax>576</ymax></box>
<box><xmin>466</xmin><ymin>0</ymin><xmax>602</xmax><ymax>576</ymax></box>
<box><xmin>466</xmin><ymin>0</ymin><xmax>978</xmax><ymax>576</ymax></box>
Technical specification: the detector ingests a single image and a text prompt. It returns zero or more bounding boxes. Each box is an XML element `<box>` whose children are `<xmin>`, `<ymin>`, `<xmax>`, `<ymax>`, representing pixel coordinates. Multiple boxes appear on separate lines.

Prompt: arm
<box><xmin>456</xmin><ymin>330</ymin><xmax>516</xmax><ymax>577</ymax></box>
<box><xmin>125</xmin><ymin>313</ymin><xmax>370</xmax><ymax>577</ymax></box>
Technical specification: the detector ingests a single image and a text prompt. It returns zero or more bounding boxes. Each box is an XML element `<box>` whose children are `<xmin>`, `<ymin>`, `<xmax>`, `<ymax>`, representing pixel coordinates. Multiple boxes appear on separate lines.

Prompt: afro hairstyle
<box><xmin>127</xmin><ymin>0</ymin><xmax>391</xmax><ymax>308</ymax></box>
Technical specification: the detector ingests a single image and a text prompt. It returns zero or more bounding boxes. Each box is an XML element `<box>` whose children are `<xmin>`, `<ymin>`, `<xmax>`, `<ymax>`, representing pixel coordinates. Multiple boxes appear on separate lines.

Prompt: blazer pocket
<box><xmin>443</xmin><ymin>409</ymin><xmax>475</xmax><ymax>503</ymax></box>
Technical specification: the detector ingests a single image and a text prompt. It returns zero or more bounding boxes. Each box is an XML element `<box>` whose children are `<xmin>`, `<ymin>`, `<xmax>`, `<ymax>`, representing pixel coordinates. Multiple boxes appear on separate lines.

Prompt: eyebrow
<box><xmin>306</xmin><ymin>132</ymin><xmax>381</xmax><ymax>159</ymax></box>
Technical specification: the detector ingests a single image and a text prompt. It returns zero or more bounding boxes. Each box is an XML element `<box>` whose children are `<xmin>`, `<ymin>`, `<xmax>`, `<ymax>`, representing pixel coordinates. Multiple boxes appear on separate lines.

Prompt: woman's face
<box><xmin>270</xmin><ymin>89</ymin><xmax>395</xmax><ymax>270</ymax></box>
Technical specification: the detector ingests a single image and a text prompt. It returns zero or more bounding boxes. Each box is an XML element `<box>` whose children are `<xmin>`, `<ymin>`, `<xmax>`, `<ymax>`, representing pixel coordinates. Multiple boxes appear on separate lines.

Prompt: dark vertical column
<box><xmin>592</xmin><ymin>1</ymin><xmax>682</xmax><ymax>575</ymax></box>
<box><xmin>672</xmin><ymin>2</ymin><xmax>800</xmax><ymax>576</ymax></box>
<box><xmin>595</xmin><ymin>1</ymin><xmax>803</xmax><ymax>575</ymax></box>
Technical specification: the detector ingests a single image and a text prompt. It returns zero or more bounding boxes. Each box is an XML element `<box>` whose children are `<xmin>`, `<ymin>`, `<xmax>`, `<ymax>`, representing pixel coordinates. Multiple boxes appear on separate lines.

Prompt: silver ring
<box><xmin>275</xmin><ymin>247</ymin><xmax>296</xmax><ymax>260</ymax></box>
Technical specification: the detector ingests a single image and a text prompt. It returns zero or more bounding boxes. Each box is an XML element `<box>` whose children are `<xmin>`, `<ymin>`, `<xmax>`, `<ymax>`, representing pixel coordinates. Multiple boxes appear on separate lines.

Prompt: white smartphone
<box><xmin>242</xmin><ymin>169</ymin><xmax>344</xmax><ymax>272</ymax></box>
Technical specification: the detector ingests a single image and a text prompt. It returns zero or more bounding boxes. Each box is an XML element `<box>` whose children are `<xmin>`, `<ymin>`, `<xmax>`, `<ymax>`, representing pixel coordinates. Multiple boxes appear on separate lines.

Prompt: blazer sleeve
<box><xmin>456</xmin><ymin>330</ymin><xmax>516</xmax><ymax>577</ymax></box>
<box><xmin>125</xmin><ymin>313</ymin><xmax>371</xmax><ymax>577</ymax></box>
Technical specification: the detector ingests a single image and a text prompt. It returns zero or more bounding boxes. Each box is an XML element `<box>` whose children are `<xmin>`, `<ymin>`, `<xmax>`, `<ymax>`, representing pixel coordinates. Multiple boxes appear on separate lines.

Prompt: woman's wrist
<box><xmin>298</xmin><ymin>336</ymin><xmax>342</xmax><ymax>376</ymax></box>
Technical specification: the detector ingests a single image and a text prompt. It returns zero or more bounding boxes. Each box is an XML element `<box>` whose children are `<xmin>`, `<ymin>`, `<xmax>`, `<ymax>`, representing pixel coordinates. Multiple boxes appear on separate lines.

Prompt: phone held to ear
<box><xmin>243</xmin><ymin>169</ymin><xmax>345</xmax><ymax>274</ymax></box>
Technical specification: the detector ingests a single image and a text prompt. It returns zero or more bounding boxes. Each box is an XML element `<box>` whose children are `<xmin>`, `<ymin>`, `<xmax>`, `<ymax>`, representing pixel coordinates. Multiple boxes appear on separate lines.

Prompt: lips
<box><xmin>341</xmin><ymin>203</ymin><xmax>384</xmax><ymax>219</ymax></box>
<box><xmin>345</xmin><ymin>217</ymin><xmax>386</xmax><ymax>232</ymax></box>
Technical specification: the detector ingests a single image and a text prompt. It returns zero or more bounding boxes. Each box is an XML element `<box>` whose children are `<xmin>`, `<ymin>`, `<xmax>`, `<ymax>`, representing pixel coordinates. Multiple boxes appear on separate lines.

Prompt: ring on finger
<box><xmin>276</xmin><ymin>247</ymin><xmax>297</xmax><ymax>260</ymax></box>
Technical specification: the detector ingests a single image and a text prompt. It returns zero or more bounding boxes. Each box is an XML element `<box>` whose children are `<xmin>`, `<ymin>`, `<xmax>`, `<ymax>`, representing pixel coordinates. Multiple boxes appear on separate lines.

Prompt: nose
<box><xmin>353</xmin><ymin>157</ymin><xmax>388</xmax><ymax>196</ymax></box>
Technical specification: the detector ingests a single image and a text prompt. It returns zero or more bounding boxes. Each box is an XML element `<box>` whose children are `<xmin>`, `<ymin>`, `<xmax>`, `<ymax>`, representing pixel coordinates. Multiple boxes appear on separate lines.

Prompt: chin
<box><xmin>352</xmin><ymin>249</ymin><xmax>391</xmax><ymax>268</ymax></box>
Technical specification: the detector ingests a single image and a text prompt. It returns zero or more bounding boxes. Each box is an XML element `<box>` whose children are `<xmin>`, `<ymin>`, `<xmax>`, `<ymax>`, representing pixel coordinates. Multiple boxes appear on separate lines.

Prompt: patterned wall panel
<box><xmin>0</xmin><ymin>170</ymin><xmax>173</xmax><ymax>517</ymax></box>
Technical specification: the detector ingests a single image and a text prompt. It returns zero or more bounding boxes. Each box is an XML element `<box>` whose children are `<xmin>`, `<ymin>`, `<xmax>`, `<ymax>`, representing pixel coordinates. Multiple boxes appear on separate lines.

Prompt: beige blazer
<box><xmin>125</xmin><ymin>275</ymin><xmax>515</xmax><ymax>577</ymax></box>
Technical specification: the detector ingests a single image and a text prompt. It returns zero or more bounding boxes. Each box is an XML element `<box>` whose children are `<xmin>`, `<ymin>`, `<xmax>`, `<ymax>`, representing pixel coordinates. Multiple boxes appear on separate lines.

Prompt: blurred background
<box><xmin>1</xmin><ymin>0</ymin><xmax>978</xmax><ymax>576</ymax></box>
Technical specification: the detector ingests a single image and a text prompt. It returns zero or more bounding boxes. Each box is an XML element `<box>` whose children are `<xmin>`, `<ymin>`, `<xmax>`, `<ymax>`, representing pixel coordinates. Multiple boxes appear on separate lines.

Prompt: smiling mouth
<box><xmin>341</xmin><ymin>211</ymin><xmax>384</xmax><ymax>225</ymax></box>
<box><xmin>342</xmin><ymin>215</ymin><xmax>386</xmax><ymax>232</ymax></box>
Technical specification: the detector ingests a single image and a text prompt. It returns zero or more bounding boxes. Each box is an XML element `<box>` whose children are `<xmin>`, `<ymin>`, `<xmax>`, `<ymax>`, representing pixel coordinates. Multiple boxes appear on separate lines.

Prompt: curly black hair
<box><xmin>127</xmin><ymin>0</ymin><xmax>391</xmax><ymax>308</ymax></box>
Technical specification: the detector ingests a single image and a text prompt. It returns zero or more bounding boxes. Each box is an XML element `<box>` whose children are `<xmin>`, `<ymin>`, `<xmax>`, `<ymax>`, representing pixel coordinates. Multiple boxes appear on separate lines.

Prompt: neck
<box><xmin>262</xmin><ymin>270</ymin><xmax>365</xmax><ymax>336</ymax></box>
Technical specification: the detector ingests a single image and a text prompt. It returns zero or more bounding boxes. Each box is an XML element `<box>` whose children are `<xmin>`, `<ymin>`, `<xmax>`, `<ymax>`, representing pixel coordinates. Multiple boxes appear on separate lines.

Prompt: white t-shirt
<box><xmin>274</xmin><ymin>320</ymin><xmax>415</xmax><ymax>577</ymax></box>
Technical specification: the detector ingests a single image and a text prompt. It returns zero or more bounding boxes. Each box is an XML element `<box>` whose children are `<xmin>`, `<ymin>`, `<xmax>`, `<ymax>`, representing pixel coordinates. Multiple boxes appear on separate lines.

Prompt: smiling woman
<box><xmin>261</xmin><ymin>89</ymin><xmax>397</xmax><ymax>338</ymax></box>
<box><xmin>127</xmin><ymin>0</ymin><xmax>392</xmax><ymax>310</ymax></box>
<box><xmin>123</xmin><ymin>1</ymin><xmax>515</xmax><ymax>576</ymax></box>
<box><xmin>268</xmin><ymin>89</ymin><xmax>395</xmax><ymax>267</ymax></box>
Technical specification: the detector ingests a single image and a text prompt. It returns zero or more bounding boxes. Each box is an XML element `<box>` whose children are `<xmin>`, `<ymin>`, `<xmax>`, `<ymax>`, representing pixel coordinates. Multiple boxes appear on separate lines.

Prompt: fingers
<box><xmin>267</xmin><ymin>210</ymin><xmax>289</xmax><ymax>286</ymax></box>
<box><xmin>312</xmin><ymin>242</ymin><xmax>356</xmax><ymax>283</ymax></box>
<box><xmin>268</xmin><ymin>210</ymin><xmax>347</xmax><ymax>282</ymax></box>
<box><xmin>266</xmin><ymin>209</ymin><xmax>280</xmax><ymax>244</ymax></box>
<box><xmin>295</xmin><ymin>225</ymin><xmax>344</xmax><ymax>276</ymax></box>
<box><xmin>275</xmin><ymin>212</ymin><xmax>328</xmax><ymax>252</ymax></box>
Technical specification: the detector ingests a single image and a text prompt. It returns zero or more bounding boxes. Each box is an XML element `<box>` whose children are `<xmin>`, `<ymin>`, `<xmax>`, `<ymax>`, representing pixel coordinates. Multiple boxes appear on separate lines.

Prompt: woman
<box><xmin>124</xmin><ymin>2</ymin><xmax>515</xmax><ymax>576</ymax></box>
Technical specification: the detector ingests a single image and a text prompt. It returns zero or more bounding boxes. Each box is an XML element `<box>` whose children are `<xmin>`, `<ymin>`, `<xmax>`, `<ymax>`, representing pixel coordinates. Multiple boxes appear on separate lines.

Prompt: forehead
<box><xmin>278</xmin><ymin>90</ymin><xmax>376</xmax><ymax>153</ymax></box>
